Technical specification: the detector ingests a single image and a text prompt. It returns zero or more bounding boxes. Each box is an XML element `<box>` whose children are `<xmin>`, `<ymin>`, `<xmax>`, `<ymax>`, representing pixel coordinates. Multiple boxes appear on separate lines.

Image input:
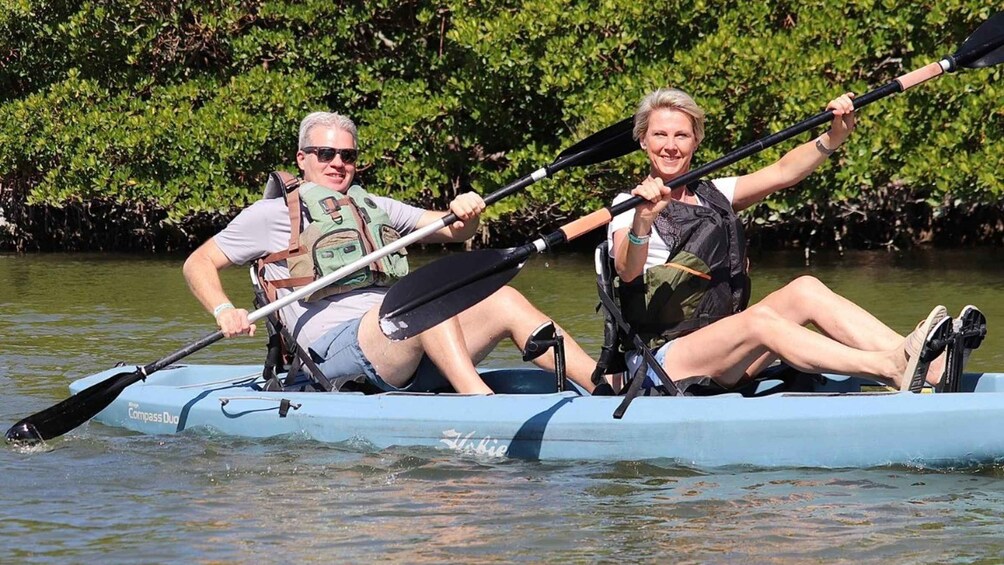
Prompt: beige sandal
<box><xmin>900</xmin><ymin>305</ymin><xmax>951</xmax><ymax>392</ymax></box>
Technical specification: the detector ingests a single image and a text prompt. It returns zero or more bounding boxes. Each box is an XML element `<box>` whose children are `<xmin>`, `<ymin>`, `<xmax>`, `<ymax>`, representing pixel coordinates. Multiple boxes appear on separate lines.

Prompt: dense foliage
<box><xmin>1</xmin><ymin>0</ymin><xmax>1000</xmax><ymax>252</ymax></box>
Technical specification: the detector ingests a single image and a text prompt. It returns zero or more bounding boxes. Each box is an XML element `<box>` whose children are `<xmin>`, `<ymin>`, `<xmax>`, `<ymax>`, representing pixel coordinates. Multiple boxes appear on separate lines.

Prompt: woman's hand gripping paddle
<box><xmin>379</xmin><ymin>11</ymin><xmax>1004</xmax><ymax>343</ymax></box>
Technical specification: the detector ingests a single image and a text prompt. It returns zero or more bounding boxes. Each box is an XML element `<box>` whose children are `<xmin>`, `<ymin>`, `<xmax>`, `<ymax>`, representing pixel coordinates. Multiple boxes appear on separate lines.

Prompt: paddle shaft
<box><xmin>553</xmin><ymin>12</ymin><xmax>1004</xmax><ymax>246</ymax></box>
<box><xmin>252</xmin><ymin>171</ymin><xmax>543</xmax><ymax>324</ymax></box>
<box><xmin>139</xmin><ymin>159</ymin><xmax>594</xmax><ymax>376</ymax></box>
<box><xmin>1</xmin><ymin>169</ymin><xmax>562</xmax><ymax>443</ymax></box>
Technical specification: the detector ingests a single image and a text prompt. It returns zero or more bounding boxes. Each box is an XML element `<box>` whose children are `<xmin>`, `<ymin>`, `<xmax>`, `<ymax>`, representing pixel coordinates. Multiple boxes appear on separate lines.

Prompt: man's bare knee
<box><xmin>482</xmin><ymin>285</ymin><xmax>541</xmax><ymax>316</ymax></box>
<box><xmin>489</xmin><ymin>285</ymin><xmax>526</xmax><ymax>305</ymax></box>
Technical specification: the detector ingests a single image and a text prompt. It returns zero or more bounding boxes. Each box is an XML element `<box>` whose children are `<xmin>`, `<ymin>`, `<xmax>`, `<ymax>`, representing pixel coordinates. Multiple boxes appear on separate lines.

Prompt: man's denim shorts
<box><xmin>308</xmin><ymin>318</ymin><xmax>451</xmax><ymax>392</ymax></box>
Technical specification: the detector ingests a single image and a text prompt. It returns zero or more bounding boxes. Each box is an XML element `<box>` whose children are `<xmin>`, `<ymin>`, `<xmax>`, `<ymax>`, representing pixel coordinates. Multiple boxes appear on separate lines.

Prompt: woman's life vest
<box><xmin>256</xmin><ymin>172</ymin><xmax>410</xmax><ymax>303</ymax></box>
<box><xmin>617</xmin><ymin>179</ymin><xmax>751</xmax><ymax>348</ymax></box>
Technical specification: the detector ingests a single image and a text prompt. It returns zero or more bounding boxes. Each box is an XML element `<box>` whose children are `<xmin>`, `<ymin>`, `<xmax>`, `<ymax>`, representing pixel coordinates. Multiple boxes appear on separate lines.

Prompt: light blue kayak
<box><xmin>69</xmin><ymin>365</ymin><xmax>1004</xmax><ymax>468</ymax></box>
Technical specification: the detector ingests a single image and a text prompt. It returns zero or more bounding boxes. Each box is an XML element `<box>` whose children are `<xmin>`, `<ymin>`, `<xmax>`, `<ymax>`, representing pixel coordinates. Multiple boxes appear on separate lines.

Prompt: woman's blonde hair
<box><xmin>632</xmin><ymin>88</ymin><xmax>706</xmax><ymax>145</ymax></box>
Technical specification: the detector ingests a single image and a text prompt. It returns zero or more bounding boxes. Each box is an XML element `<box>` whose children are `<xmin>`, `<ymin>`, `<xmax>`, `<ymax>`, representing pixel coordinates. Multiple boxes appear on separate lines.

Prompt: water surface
<box><xmin>2</xmin><ymin>249</ymin><xmax>1003</xmax><ymax>563</ymax></box>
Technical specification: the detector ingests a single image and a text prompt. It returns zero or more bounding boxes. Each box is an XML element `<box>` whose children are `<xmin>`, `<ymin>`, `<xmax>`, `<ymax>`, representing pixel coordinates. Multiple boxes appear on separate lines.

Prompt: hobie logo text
<box><xmin>440</xmin><ymin>429</ymin><xmax>508</xmax><ymax>457</ymax></box>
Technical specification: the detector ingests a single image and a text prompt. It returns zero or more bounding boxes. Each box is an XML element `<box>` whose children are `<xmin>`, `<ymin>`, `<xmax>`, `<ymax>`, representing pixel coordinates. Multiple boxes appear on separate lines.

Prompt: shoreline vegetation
<box><xmin>2</xmin><ymin>2</ymin><xmax>1000</xmax><ymax>254</ymax></box>
<box><xmin>2</xmin><ymin>184</ymin><xmax>1001</xmax><ymax>254</ymax></box>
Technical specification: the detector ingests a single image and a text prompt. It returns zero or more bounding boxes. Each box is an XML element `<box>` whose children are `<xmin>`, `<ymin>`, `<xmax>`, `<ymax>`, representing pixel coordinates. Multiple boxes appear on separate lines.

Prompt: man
<box><xmin>183</xmin><ymin>111</ymin><xmax>598</xmax><ymax>394</ymax></box>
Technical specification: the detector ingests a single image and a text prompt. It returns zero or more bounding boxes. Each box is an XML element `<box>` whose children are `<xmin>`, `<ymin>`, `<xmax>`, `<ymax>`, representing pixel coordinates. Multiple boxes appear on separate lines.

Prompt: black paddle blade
<box><xmin>550</xmin><ymin>117</ymin><xmax>635</xmax><ymax>171</ymax></box>
<box><xmin>379</xmin><ymin>248</ymin><xmax>529</xmax><ymax>341</ymax></box>
<box><xmin>955</xmin><ymin>11</ymin><xmax>1004</xmax><ymax>68</ymax></box>
<box><xmin>5</xmin><ymin>369</ymin><xmax>143</xmax><ymax>444</ymax></box>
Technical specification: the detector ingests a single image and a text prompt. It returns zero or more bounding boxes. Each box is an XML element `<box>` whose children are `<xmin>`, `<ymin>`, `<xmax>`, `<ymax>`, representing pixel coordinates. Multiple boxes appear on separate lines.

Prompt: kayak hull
<box><xmin>69</xmin><ymin>365</ymin><xmax>1004</xmax><ymax>468</ymax></box>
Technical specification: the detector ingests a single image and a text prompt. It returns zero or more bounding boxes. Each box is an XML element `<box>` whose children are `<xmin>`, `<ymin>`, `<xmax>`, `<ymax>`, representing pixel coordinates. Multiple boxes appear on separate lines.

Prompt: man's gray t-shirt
<box><xmin>214</xmin><ymin>191</ymin><xmax>425</xmax><ymax>349</ymax></box>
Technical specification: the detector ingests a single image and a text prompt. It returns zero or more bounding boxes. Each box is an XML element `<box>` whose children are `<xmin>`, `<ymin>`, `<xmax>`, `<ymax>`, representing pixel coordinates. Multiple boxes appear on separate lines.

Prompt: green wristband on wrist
<box><xmin>628</xmin><ymin>231</ymin><xmax>650</xmax><ymax>245</ymax></box>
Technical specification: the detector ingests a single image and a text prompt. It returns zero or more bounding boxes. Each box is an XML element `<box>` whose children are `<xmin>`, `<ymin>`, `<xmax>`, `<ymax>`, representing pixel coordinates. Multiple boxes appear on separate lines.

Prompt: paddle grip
<box><xmin>896</xmin><ymin>62</ymin><xmax>946</xmax><ymax>90</ymax></box>
<box><xmin>560</xmin><ymin>209</ymin><xmax>614</xmax><ymax>242</ymax></box>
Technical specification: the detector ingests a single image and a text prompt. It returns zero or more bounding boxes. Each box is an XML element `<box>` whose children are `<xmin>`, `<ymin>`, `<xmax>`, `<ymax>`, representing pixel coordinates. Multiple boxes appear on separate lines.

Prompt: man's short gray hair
<box><xmin>298</xmin><ymin>112</ymin><xmax>358</xmax><ymax>148</ymax></box>
<box><xmin>632</xmin><ymin>88</ymin><xmax>706</xmax><ymax>146</ymax></box>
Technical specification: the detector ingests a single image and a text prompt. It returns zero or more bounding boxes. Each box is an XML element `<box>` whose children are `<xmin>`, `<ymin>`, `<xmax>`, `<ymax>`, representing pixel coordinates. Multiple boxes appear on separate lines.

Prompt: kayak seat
<box><xmin>249</xmin><ymin>266</ymin><xmax>336</xmax><ymax>393</ymax></box>
<box><xmin>590</xmin><ymin>241</ymin><xmax>820</xmax><ymax>400</ymax></box>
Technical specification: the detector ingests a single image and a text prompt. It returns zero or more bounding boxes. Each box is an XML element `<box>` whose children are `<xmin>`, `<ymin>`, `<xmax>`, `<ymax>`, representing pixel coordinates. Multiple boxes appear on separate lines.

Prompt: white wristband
<box><xmin>213</xmin><ymin>302</ymin><xmax>235</xmax><ymax>318</ymax></box>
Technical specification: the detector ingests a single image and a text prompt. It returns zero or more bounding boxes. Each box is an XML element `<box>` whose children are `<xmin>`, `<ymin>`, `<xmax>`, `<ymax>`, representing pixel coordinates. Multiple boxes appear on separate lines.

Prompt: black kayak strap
<box><xmin>594</xmin><ymin>285</ymin><xmax>681</xmax><ymax>419</ymax></box>
<box><xmin>276</xmin><ymin>318</ymin><xmax>332</xmax><ymax>392</ymax></box>
<box><xmin>252</xmin><ymin>278</ymin><xmax>334</xmax><ymax>392</ymax></box>
<box><xmin>590</xmin><ymin>280</ymin><xmax>628</xmax><ymax>385</ymax></box>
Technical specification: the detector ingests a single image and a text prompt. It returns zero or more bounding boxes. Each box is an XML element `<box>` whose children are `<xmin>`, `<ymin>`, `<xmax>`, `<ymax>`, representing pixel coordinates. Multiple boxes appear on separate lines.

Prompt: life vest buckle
<box><xmin>319</xmin><ymin>196</ymin><xmax>343</xmax><ymax>222</ymax></box>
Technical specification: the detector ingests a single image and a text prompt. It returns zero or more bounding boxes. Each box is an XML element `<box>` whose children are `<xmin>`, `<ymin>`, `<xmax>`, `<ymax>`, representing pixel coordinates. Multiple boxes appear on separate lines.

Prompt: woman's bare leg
<box><xmin>662</xmin><ymin>303</ymin><xmax>905</xmax><ymax>389</ymax></box>
<box><xmin>756</xmin><ymin>276</ymin><xmax>943</xmax><ymax>383</ymax></box>
<box><xmin>757</xmin><ymin>276</ymin><xmax>902</xmax><ymax>350</ymax></box>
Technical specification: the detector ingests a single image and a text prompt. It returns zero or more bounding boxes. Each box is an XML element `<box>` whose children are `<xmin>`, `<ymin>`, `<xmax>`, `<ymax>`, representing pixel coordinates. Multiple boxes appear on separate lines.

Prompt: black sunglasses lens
<box><xmin>339</xmin><ymin>149</ymin><xmax>358</xmax><ymax>164</ymax></box>
<box><xmin>310</xmin><ymin>147</ymin><xmax>357</xmax><ymax>164</ymax></box>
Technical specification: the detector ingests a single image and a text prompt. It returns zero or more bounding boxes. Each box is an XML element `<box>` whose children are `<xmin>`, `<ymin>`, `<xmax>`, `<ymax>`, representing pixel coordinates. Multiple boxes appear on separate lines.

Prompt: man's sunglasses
<box><xmin>302</xmin><ymin>146</ymin><xmax>358</xmax><ymax>164</ymax></box>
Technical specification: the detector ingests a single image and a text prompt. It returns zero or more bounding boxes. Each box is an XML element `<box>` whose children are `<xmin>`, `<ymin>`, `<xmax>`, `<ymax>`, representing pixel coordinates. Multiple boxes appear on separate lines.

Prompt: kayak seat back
<box><xmin>591</xmin><ymin>240</ymin><xmax>682</xmax><ymax>396</ymax></box>
<box><xmin>249</xmin><ymin>266</ymin><xmax>335</xmax><ymax>392</ymax></box>
<box><xmin>271</xmin><ymin>366</ymin><xmax>578</xmax><ymax>395</ymax></box>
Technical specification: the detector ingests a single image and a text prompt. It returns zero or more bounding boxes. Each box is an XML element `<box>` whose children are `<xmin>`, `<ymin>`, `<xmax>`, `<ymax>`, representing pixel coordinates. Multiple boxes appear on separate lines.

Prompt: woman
<box><xmin>607</xmin><ymin>87</ymin><xmax>962</xmax><ymax>392</ymax></box>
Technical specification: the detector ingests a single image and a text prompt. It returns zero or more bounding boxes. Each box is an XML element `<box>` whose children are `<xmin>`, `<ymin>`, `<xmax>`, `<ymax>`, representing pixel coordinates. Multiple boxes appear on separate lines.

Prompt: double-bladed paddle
<box><xmin>379</xmin><ymin>11</ymin><xmax>1004</xmax><ymax>342</ymax></box>
<box><xmin>5</xmin><ymin>118</ymin><xmax>637</xmax><ymax>444</ymax></box>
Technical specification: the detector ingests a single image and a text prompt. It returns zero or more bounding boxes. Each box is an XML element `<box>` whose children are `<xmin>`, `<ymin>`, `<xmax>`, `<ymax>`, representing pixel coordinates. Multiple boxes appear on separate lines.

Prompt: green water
<box><xmin>2</xmin><ymin>249</ymin><xmax>1004</xmax><ymax>562</ymax></box>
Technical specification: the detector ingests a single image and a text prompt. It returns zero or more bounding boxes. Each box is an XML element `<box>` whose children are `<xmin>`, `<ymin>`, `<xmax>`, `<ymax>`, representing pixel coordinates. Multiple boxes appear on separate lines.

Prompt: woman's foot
<box><xmin>926</xmin><ymin>350</ymin><xmax>947</xmax><ymax>386</ymax></box>
<box><xmin>900</xmin><ymin>305</ymin><xmax>951</xmax><ymax>392</ymax></box>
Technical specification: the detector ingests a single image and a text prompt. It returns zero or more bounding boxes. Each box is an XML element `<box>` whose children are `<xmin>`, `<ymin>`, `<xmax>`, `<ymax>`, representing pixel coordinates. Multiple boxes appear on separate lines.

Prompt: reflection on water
<box><xmin>2</xmin><ymin>248</ymin><xmax>1004</xmax><ymax>562</ymax></box>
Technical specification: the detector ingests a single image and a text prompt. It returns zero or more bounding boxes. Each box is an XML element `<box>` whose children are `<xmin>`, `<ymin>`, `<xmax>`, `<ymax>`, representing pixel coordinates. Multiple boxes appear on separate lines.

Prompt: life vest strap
<box><xmin>266</xmin><ymin>171</ymin><xmax>303</xmax><ymax>256</ymax></box>
<box><xmin>260</xmin><ymin>247</ymin><xmax>307</xmax><ymax>264</ymax></box>
<box><xmin>665</xmin><ymin>262</ymin><xmax>713</xmax><ymax>281</ymax></box>
<box><xmin>268</xmin><ymin>276</ymin><xmax>316</xmax><ymax>289</ymax></box>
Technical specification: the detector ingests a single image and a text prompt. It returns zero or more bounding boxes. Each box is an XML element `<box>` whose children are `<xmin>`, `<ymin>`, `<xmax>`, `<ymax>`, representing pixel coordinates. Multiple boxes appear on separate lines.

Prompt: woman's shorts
<box><xmin>624</xmin><ymin>340</ymin><xmax>675</xmax><ymax>389</ymax></box>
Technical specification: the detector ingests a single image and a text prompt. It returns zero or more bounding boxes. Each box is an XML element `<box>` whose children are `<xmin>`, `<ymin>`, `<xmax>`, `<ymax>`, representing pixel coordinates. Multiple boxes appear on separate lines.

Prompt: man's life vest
<box><xmin>617</xmin><ymin>179</ymin><xmax>751</xmax><ymax>348</ymax></box>
<box><xmin>256</xmin><ymin>172</ymin><xmax>410</xmax><ymax>303</ymax></box>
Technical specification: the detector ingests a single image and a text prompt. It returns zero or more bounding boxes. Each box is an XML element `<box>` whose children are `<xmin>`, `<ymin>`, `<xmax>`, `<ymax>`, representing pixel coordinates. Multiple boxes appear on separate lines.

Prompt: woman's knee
<box><xmin>784</xmin><ymin>275</ymin><xmax>830</xmax><ymax>301</ymax></box>
<box><xmin>742</xmin><ymin>304</ymin><xmax>786</xmax><ymax>342</ymax></box>
<box><xmin>763</xmin><ymin>276</ymin><xmax>830</xmax><ymax>323</ymax></box>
